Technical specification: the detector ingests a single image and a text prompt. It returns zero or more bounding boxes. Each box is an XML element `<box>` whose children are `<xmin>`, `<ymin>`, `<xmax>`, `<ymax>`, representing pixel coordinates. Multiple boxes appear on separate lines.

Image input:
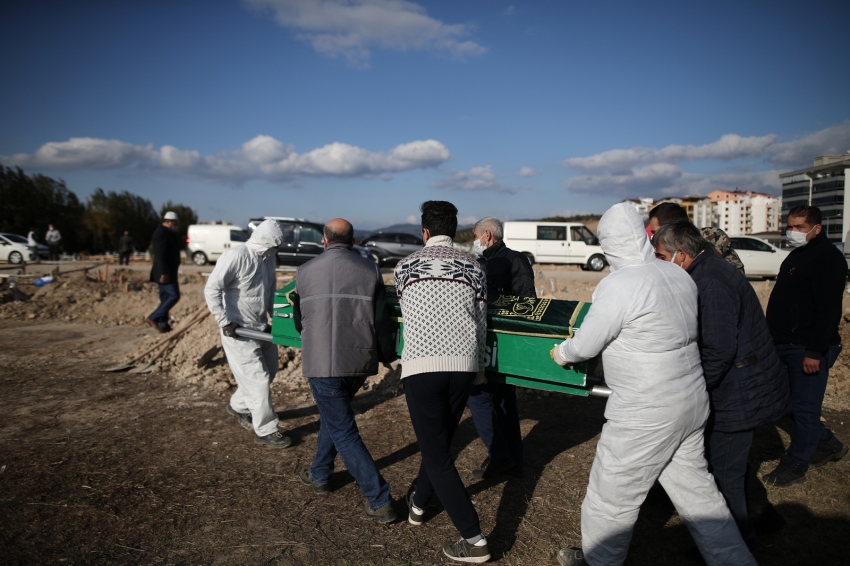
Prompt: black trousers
<box><xmin>118</xmin><ymin>251</ymin><xmax>131</xmax><ymax>265</ymax></box>
<box><xmin>404</xmin><ymin>371</ymin><xmax>480</xmax><ymax>539</ymax></box>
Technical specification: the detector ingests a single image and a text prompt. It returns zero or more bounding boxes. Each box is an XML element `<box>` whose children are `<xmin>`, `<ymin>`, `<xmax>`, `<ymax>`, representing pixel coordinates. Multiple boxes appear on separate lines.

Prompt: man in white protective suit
<box><xmin>550</xmin><ymin>203</ymin><xmax>756</xmax><ymax>566</ymax></box>
<box><xmin>204</xmin><ymin>219</ymin><xmax>291</xmax><ymax>448</ymax></box>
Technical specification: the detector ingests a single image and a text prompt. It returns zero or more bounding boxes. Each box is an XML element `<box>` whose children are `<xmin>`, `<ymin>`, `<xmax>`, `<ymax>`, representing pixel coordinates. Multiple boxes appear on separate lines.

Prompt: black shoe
<box><xmin>472</xmin><ymin>457</ymin><xmax>515</xmax><ymax>480</ymax></box>
<box><xmin>442</xmin><ymin>538</ymin><xmax>490</xmax><ymax>563</ymax></box>
<box><xmin>364</xmin><ymin>501</ymin><xmax>397</xmax><ymax>524</ymax></box>
<box><xmin>225</xmin><ymin>403</ymin><xmax>253</xmax><ymax>431</ymax></box>
<box><xmin>763</xmin><ymin>459</ymin><xmax>807</xmax><ymax>487</ymax></box>
<box><xmin>809</xmin><ymin>441</ymin><xmax>849</xmax><ymax>468</ymax></box>
<box><xmin>299</xmin><ymin>467</ymin><xmax>330</xmax><ymax>495</ymax></box>
<box><xmin>254</xmin><ymin>430</ymin><xmax>292</xmax><ymax>448</ymax></box>
<box><xmin>557</xmin><ymin>548</ymin><xmax>589</xmax><ymax>566</ymax></box>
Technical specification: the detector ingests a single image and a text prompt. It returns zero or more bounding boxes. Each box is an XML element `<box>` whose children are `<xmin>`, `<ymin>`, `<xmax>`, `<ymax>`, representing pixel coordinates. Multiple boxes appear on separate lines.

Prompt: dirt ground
<box><xmin>1</xmin><ymin>262</ymin><xmax>849</xmax><ymax>565</ymax></box>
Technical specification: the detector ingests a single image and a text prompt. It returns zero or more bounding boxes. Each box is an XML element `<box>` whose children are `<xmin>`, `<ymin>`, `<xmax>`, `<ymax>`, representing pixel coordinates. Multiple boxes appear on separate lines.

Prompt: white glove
<box><xmin>551</xmin><ymin>343</ymin><xmax>568</xmax><ymax>367</ymax></box>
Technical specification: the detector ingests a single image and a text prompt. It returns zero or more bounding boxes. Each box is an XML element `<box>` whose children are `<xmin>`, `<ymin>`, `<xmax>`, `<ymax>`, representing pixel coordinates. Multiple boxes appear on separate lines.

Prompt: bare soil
<box><xmin>0</xmin><ymin>264</ymin><xmax>849</xmax><ymax>565</ymax></box>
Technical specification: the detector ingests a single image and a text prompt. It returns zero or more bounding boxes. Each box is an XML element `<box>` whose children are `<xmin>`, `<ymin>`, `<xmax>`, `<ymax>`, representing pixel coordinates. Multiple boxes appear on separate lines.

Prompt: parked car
<box><xmin>729</xmin><ymin>236</ymin><xmax>790</xmax><ymax>278</ymax></box>
<box><xmin>0</xmin><ymin>233</ymin><xmax>39</xmax><ymax>264</ymax></box>
<box><xmin>359</xmin><ymin>232</ymin><xmax>424</xmax><ymax>265</ymax></box>
<box><xmin>248</xmin><ymin>217</ymin><xmax>374</xmax><ymax>266</ymax></box>
<box><xmin>187</xmin><ymin>224</ymin><xmax>248</xmax><ymax>265</ymax></box>
<box><xmin>501</xmin><ymin>221</ymin><xmax>606</xmax><ymax>270</ymax></box>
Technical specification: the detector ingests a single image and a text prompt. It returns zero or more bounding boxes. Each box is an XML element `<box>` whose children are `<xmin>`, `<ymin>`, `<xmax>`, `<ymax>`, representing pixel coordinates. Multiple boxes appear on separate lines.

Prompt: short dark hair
<box><xmin>323</xmin><ymin>223</ymin><xmax>354</xmax><ymax>245</ymax></box>
<box><xmin>653</xmin><ymin>220</ymin><xmax>709</xmax><ymax>258</ymax></box>
<box><xmin>421</xmin><ymin>200</ymin><xmax>458</xmax><ymax>238</ymax></box>
<box><xmin>648</xmin><ymin>202</ymin><xmax>689</xmax><ymax>225</ymax></box>
<box><xmin>787</xmin><ymin>205</ymin><xmax>822</xmax><ymax>226</ymax></box>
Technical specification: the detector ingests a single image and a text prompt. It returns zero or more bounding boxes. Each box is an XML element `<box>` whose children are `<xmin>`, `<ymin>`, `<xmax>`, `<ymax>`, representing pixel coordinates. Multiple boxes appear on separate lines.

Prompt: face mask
<box><xmin>670</xmin><ymin>251</ymin><xmax>679</xmax><ymax>266</ymax></box>
<box><xmin>786</xmin><ymin>226</ymin><xmax>815</xmax><ymax>248</ymax></box>
<box><xmin>472</xmin><ymin>239</ymin><xmax>487</xmax><ymax>257</ymax></box>
<box><xmin>170</xmin><ymin>225</ymin><xmax>178</xmax><ymax>232</ymax></box>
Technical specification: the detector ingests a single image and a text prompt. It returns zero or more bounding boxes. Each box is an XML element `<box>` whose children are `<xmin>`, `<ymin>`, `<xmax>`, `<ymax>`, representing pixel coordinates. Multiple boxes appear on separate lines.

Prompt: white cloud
<box><xmin>564</xmin><ymin>133</ymin><xmax>777</xmax><ymax>174</ymax></box>
<box><xmin>0</xmin><ymin>135</ymin><xmax>451</xmax><ymax>183</ymax></box>
<box><xmin>244</xmin><ymin>0</ymin><xmax>486</xmax><ymax>67</ymax></box>
<box><xmin>1</xmin><ymin>137</ymin><xmax>157</xmax><ymax>170</ymax></box>
<box><xmin>767</xmin><ymin>121</ymin><xmax>850</xmax><ymax>168</ymax></box>
<box><xmin>560</xmin><ymin>121</ymin><xmax>850</xmax><ymax>199</ymax></box>
<box><xmin>518</xmin><ymin>166</ymin><xmax>535</xmax><ymax>177</ymax></box>
<box><xmin>431</xmin><ymin>165</ymin><xmax>525</xmax><ymax>194</ymax></box>
<box><xmin>405</xmin><ymin>214</ymin><xmax>417</xmax><ymax>224</ymax></box>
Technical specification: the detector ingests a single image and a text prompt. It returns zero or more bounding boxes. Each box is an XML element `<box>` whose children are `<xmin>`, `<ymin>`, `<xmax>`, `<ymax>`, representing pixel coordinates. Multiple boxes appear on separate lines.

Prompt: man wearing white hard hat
<box><xmin>146</xmin><ymin>211</ymin><xmax>182</xmax><ymax>332</ymax></box>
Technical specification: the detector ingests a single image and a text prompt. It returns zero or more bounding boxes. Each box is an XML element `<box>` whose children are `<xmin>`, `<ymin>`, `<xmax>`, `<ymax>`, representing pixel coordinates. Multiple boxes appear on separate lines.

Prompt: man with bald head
<box><xmin>294</xmin><ymin>218</ymin><xmax>399</xmax><ymax>523</ymax></box>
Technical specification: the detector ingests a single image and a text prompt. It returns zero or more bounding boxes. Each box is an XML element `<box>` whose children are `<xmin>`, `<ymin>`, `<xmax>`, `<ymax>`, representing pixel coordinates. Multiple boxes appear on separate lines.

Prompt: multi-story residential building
<box><xmin>779</xmin><ymin>154</ymin><xmax>850</xmax><ymax>244</ymax></box>
<box><xmin>621</xmin><ymin>197</ymin><xmax>655</xmax><ymax>219</ymax></box>
<box><xmin>707</xmin><ymin>190</ymin><xmax>781</xmax><ymax>236</ymax></box>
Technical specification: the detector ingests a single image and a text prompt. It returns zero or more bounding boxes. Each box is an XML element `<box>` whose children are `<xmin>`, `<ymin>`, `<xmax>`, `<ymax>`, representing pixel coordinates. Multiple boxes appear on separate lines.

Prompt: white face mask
<box><xmin>472</xmin><ymin>238</ymin><xmax>487</xmax><ymax>257</ymax></box>
<box><xmin>670</xmin><ymin>251</ymin><xmax>680</xmax><ymax>267</ymax></box>
<box><xmin>786</xmin><ymin>226</ymin><xmax>815</xmax><ymax>248</ymax></box>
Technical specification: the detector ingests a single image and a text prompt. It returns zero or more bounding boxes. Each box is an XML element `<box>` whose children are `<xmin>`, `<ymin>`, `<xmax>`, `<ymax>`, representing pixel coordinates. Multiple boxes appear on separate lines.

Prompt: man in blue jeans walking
<box><xmin>764</xmin><ymin>205</ymin><xmax>849</xmax><ymax>487</ymax></box>
<box><xmin>147</xmin><ymin>211</ymin><xmax>182</xmax><ymax>332</ymax></box>
<box><xmin>293</xmin><ymin>218</ymin><xmax>398</xmax><ymax>524</ymax></box>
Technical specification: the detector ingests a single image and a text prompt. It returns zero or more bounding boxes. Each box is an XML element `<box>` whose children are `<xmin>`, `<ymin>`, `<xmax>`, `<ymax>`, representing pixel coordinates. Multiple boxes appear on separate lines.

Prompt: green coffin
<box><xmin>271</xmin><ymin>281</ymin><xmax>602</xmax><ymax>396</ymax></box>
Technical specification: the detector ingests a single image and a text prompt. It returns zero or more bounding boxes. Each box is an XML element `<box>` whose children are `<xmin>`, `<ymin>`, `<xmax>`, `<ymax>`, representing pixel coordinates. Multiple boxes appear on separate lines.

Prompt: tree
<box><xmin>0</xmin><ymin>166</ymin><xmax>85</xmax><ymax>252</ymax></box>
<box><xmin>84</xmin><ymin>189</ymin><xmax>159</xmax><ymax>254</ymax></box>
<box><xmin>159</xmin><ymin>201</ymin><xmax>198</xmax><ymax>249</ymax></box>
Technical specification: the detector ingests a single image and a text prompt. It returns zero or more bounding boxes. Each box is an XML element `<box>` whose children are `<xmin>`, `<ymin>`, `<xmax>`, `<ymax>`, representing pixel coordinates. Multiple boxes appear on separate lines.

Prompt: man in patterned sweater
<box><xmin>394</xmin><ymin>200</ymin><xmax>491</xmax><ymax>564</ymax></box>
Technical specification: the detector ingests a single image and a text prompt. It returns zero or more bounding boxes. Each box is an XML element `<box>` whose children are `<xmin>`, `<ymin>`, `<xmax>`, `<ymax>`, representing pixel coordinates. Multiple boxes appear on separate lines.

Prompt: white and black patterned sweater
<box><xmin>393</xmin><ymin>235</ymin><xmax>488</xmax><ymax>379</ymax></box>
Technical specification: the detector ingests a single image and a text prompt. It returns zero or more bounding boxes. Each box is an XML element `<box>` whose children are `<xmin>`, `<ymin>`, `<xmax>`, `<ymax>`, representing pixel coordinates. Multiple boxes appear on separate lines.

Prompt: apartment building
<box><xmin>779</xmin><ymin>154</ymin><xmax>850</xmax><ymax>243</ymax></box>
<box><xmin>706</xmin><ymin>190</ymin><xmax>780</xmax><ymax>236</ymax></box>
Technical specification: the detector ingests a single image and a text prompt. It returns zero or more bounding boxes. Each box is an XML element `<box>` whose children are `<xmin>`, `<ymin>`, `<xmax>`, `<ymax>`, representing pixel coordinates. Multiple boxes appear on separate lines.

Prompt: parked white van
<box><xmin>502</xmin><ymin>221</ymin><xmax>606</xmax><ymax>271</ymax></box>
<box><xmin>187</xmin><ymin>224</ymin><xmax>248</xmax><ymax>266</ymax></box>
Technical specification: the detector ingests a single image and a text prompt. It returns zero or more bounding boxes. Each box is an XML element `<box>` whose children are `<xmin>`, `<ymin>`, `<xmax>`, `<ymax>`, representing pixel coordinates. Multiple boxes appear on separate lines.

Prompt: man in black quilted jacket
<box><xmin>764</xmin><ymin>205</ymin><xmax>848</xmax><ymax>487</ymax></box>
<box><xmin>654</xmin><ymin>220</ymin><xmax>790</xmax><ymax>543</ymax></box>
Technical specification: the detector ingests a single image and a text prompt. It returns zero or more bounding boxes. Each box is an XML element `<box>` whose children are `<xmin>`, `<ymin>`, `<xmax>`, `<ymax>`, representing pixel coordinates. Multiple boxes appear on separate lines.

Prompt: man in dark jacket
<box><xmin>146</xmin><ymin>211</ymin><xmax>182</xmax><ymax>333</ymax></box>
<box><xmin>294</xmin><ymin>218</ymin><xmax>398</xmax><ymax>524</ymax></box>
<box><xmin>118</xmin><ymin>231</ymin><xmax>134</xmax><ymax>266</ymax></box>
<box><xmin>467</xmin><ymin>216</ymin><xmax>536</xmax><ymax>479</ymax></box>
<box><xmin>764</xmin><ymin>205</ymin><xmax>848</xmax><ymax>487</ymax></box>
<box><xmin>654</xmin><ymin>220</ymin><xmax>790</xmax><ymax>543</ymax></box>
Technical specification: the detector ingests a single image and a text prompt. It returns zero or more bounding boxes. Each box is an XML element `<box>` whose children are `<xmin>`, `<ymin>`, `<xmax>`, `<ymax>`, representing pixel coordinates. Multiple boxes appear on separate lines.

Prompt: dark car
<box><xmin>359</xmin><ymin>232</ymin><xmax>424</xmax><ymax>265</ymax></box>
<box><xmin>248</xmin><ymin>217</ymin><xmax>375</xmax><ymax>266</ymax></box>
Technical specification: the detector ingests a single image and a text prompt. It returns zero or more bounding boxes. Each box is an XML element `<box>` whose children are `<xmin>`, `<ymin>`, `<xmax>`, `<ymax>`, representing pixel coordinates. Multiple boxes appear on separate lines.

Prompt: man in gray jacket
<box><xmin>294</xmin><ymin>218</ymin><xmax>398</xmax><ymax>524</ymax></box>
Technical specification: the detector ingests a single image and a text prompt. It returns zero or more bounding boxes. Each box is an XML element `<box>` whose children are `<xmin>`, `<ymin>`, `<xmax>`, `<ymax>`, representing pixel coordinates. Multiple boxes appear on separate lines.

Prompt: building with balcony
<box><xmin>706</xmin><ymin>190</ymin><xmax>781</xmax><ymax>236</ymax></box>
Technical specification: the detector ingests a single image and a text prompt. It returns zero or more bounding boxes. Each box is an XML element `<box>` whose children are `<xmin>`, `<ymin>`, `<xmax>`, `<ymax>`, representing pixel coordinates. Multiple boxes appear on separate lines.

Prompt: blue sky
<box><xmin>2</xmin><ymin>0</ymin><xmax>849</xmax><ymax>230</ymax></box>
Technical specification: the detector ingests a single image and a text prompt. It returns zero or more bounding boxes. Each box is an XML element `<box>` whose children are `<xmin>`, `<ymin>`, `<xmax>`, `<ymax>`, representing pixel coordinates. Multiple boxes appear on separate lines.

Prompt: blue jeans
<box><xmin>467</xmin><ymin>382</ymin><xmax>524</xmax><ymax>466</ymax></box>
<box><xmin>705</xmin><ymin>428</ymin><xmax>756</xmax><ymax>542</ymax></box>
<box><xmin>149</xmin><ymin>282</ymin><xmax>180</xmax><ymax>327</ymax></box>
<box><xmin>775</xmin><ymin>343</ymin><xmax>840</xmax><ymax>468</ymax></box>
<box><xmin>308</xmin><ymin>377</ymin><xmax>391</xmax><ymax>510</ymax></box>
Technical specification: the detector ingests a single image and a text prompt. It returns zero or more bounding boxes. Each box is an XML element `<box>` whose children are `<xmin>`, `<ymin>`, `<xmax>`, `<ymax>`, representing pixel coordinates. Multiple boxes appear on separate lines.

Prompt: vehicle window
<box><xmin>537</xmin><ymin>226</ymin><xmax>566</xmax><ymax>241</ymax></box>
<box><xmin>570</xmin><ymin>226</ymin><xmax>594</xmax><ymax>243</ymax></box>
<box><xmin>4</xmin><ymin>234</ymin><xmax>27</xmax><ymax>244</ymax></box>
<box><xmin>399</xmin><ymin>234</ymin><xmax>422</xmax><ymax>244</ymax></box>
<box><xmin>730</xmin><ymin>238</ymin><xmax>753</xmax><ymax>251</ymax></box>
<box><xmin>280</xmin><ymin>223</ymin><xmax>296</xmax><ymax>245</ymax></box>
<box><xmin>370</xmin><ymin>234</ymin><xmax>393</xmax><ymax>242</ymax></box>
<box><xmin>230</xmin><ymin>230</ymin><xmax>247</xmax><ymax>242</ymax></box>
<box><xmin>748</xmin><ymin>239</ymin><xmax>773</xmax><ymax>252</ymax></box>
<box><xmin>299</xmin><ymin>226</ymin><xmax>323</xmax><ymax>244</ymax></box>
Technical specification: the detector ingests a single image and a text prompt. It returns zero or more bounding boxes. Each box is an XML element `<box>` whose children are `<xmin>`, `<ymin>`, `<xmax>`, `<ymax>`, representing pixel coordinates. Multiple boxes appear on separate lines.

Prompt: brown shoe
<box><xmin>145</xmin><ymin>317</ymin><xmax>164</xmax><ymax>333</ymax></box>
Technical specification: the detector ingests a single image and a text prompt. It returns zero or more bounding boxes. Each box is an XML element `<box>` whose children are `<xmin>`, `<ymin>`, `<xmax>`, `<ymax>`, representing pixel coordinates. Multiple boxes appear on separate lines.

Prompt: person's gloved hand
<box><xmin>262</xmin><ymin>323</ymin><xmax>272</xmax><ymax>334</ymax></box>
<box><xmin>222</xmin><ymin>322</ymin><xmax>238</xmax><ymax>337</ymax></box>
<box><xmin>551</xmin><ymin>343</ymin><xmax>568</xmax><ymax>367</ymax></box>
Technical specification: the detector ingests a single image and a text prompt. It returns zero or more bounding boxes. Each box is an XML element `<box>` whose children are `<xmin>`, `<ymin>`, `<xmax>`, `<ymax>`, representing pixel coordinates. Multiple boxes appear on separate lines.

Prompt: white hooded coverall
<box><xmin>204</xmin><ymin>220</ymin><xmax>283</xmax><ymax>437</ymax></box>
<box><xmin>555</xmin><ymin>204</ymin><xmax>756</xmax><ymax>566</ymax></box>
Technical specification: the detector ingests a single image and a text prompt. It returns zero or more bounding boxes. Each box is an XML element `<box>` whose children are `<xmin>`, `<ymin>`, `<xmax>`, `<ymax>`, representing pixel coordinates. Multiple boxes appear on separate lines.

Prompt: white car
<box><xmin>729</xmin><ymin>236</ymin><xmax>789</xmax><ymax>278</ymax></box>
<box><xmin>187</xmin><ymin>224</ymin><xmax>248</xmax><ymax>266</ymax></box>
<box><xmin>0</xmin><ymin>233</ymin><xmax>39</xmax><ymax>264</ymax></box>
<box><xmin>502</xmin><ymin>221</ymin><xmax>606</xmax><ymax>270</ymax></box>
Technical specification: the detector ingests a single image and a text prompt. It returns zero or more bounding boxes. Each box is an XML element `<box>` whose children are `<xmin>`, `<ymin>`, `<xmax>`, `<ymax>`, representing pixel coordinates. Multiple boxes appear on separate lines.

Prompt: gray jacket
<box><xmin>294</xmin><ymin>243</ymin><xmax>396</xmax><ymax>378</ymax></box>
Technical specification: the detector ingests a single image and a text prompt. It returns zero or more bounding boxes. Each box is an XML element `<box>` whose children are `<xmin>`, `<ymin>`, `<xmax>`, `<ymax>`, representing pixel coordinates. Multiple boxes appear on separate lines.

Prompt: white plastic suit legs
<box><xmin>581</xmin><ymin>418</ymin><xmax>756</xmax><ymax>566</ymax></box>
<box><xmin>222</xmin><ymin>334</ymin><xmax>280</xmax><ymax>437</ymax></box>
